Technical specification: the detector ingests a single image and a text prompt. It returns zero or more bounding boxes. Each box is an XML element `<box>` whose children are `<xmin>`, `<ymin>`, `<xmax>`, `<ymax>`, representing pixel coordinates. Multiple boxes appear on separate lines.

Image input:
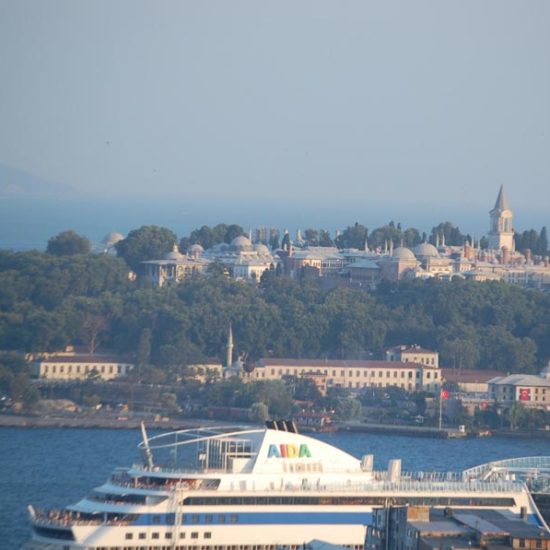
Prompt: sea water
<box><xmin>2</xmin><ymin>427</ymin><xmax>550</xmax><ymax>547</ymax></box>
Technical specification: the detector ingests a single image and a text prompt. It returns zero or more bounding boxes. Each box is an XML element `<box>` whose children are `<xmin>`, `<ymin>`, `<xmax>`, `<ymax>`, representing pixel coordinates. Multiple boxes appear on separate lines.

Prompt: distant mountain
<box><xmin>0</xmin><ymin>162</ymin><xmax>76</xmax><ymax>196</ymax></box>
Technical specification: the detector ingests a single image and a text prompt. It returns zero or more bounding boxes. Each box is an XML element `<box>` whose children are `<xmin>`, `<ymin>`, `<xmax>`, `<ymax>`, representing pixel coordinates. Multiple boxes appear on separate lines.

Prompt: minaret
<box><xmin>488</xmin><ymin>185</ymin><xmax>514</xmax><ymax>251</ymax></box>
<box><xmin>226</xmin><ymin>324</ymin><xmax>234</xmax><ymax>368</ymax></box>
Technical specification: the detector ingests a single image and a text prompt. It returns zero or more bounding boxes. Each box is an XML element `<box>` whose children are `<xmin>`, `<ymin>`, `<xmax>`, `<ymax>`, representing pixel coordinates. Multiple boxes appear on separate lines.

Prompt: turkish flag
<box><xmin>519</xmin><ymin>388</ymin><xmax>531</xmax><ymax>401</ymax></box>
<box><xmin>441</xmin><ymin>390</ymin><xmax>449</xmax><ymax>399</ymax></box>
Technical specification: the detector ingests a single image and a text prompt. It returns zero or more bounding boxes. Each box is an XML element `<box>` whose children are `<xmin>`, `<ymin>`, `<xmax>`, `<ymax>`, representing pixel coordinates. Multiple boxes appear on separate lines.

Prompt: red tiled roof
<box><xmin>38</xmin><ymin>355</ymin><xmax>133</xmax><ymax>364</ymax></box>
<box><xmin>441</xmin><ymin>368</ymin><xmax>506</xmax><ymax>384</ymax></box>
<box><xmin>259</xmin><ymin>358</ymin><xmax>436</xmax><ymax>369</ymax></box>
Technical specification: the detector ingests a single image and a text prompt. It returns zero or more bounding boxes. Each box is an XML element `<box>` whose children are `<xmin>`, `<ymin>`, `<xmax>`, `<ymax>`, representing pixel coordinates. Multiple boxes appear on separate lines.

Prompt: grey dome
<box><xmin>414</xmin><ymin>242</ymin><xmax>439</xmax><ymax>258</ymax></box>
<box><xmin>231</xmin><ymin>235</ymin><xmax>253</xmax><ymax>251</ymax></box>
<box><xmin>392</xmin><ymin>247</ymin><xmax>416</xmax><ymax>261</ymax></box>
<box><xmin>101</xmin><ymin>231</ymin><xmax>124</xmax><ymax>246</ymax></box>
<box><xmin>254</xmin><ymin>243</ymin><xmax>270</xmax><ymax>255</ymax></box>
<box><xmin>164</xmin><ymin>244</ymin><xmax>184</xmax><ymax>261</ymax></box>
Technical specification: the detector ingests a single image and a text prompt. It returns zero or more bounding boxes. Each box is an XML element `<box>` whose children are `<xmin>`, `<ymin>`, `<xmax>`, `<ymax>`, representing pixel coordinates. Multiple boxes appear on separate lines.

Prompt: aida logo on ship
<box><xmin>267</xmin><ymin>444</ymin><xmax>312</xmax><ymax>458</ymax></box>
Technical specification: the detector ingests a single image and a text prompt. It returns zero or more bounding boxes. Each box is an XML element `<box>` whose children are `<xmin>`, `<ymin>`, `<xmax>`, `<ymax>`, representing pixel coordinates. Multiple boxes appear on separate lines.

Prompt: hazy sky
<box><xmin>1</xmin><ymin>1</ymin><xmax>549</xmax><ymax>223</ymax></box>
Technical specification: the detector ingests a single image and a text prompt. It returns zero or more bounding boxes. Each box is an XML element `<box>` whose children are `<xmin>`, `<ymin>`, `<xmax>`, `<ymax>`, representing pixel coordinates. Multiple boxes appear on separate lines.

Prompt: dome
<box><xmin>231</xmin><ymin>235</ymin><xmax>253</xmax><ymax>251</ymax></box>
<box><xmin>164</xmin><ymin>243</ymin><xmax>184</xmax><ymax>261</ymax></box>
<box><xmin>254</xmin><ymin>243</ymin><xmax>270</xmax><ymax>255</ymax></box>
<box><xmin>189</xmin><ymin>243</ymin><xmax>204</xmax><ymax>252</ymax></box>
<box><xmin>414</xmin><ymin>242</ymin><xmax>439</xmax><ymax>259</ymax></box>
<box><xmin>392</xmin><ymin>247</ymin><xmax>416</xmax><ymax>261</ymax></box>
<box><xmin>101</xmin><ymin>231</ymin><xmax>124</xmax><ymax>247</ymax></box>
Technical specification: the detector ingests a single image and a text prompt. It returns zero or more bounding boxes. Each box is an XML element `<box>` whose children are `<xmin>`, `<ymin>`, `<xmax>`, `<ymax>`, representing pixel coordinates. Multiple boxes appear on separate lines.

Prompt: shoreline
<box><xmin>2</xmin><ymin>413</ymin><xmax>549</xmax><ymax>439</ymax></box>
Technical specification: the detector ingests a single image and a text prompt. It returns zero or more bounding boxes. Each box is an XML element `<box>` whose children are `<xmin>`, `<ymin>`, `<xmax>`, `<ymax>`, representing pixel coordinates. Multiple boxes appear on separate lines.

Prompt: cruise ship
<box><xmin>24</xmin><ymin>421</ymin><xmax>546</xmax><ymax>550</ymax></box>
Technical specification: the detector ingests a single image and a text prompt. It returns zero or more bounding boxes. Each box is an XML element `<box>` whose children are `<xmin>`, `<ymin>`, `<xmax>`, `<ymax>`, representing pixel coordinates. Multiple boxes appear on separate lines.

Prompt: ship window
<box><xmin>205</xmin><ymin>514</ymin><xmax>213</xmax><ymax>523</ymax></box>
<box><xmin>180</xmin><ymin>533</ymin><xmax>186</xmax><ymax>539</ymax></box>
<box><xmin>218</xmin><ymin>515</ymin><xmax>225</xmax><ymax>523</ymax></box>
<box><xmin>139</xmin><ymin>533</ymin><xmax>146</xmax><ymax>539</ymax></box>
<box><xmin>152</xmin><ymin>515</ymin><xmax>161</xmax><ymax>524</ymax></box>
<box><xmin>192</xmin><ymin>515</ymin><xmax>199</xmax><ymax>523</ymax></box>
<box><xmin>205</xmin><ymin>532</ymin><xmax>212</xmax><ymax>539</ymax></box>
<box><xmin>191</xmin><ymin>532</ymin><xmax>199</xmax><ymax>539</ymax></box>
<box><xmin>152</xmin><ymin>532</ymin><xmax>160</xmax><ymax>539</ymax></box>
<box><xmin>230</xmin><ymin>514</ymin><xmax>239</xmax><ymax>523</ymax></box>
<box><xmin>165</xmin><ymin>533</ymin><xmax>172</xmax><ymax>539</ymax></box>
<box><xmin>125</xmin><ymin>533</ymin><xmax>133</xmax><ymax>540</ymax></box>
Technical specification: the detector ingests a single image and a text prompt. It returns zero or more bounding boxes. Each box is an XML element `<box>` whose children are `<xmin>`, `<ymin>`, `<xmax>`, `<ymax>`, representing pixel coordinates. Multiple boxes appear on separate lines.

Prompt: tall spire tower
<box><xmin>488</xmin><ymin>185</ymin><xmax>514</xmax><ymax>251</ymax></box>
<box><xmin>226</xmin><ymin>324</ymin><xmax>234</xmax><ymax>368</ymax></box>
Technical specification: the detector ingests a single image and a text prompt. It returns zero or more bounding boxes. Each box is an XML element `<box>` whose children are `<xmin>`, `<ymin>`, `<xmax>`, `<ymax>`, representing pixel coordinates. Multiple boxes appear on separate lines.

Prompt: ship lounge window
<box><xmin>152</xmin><ymin>515</ymin><xmax>161</xmax><ymax>524</ymax></box>
<box><xmin>218</xmin><ymin>514</ymin><xmax>225</xmax><ymax>523</ymax></box>
<box><xmin>230</xmin><ymin>514</ymin><xmax>239</xmax><ymax>523</ymax></box>
<box><xmin>205</xmin><ymin>514</ymin><xmax>213</xmax><ymax>523</ymax></box>
<box><xmin>32</xmin><ymin>526</ymin><xmax>74</xmax><ymax>541</ymax></box>
<box><xmin>192</xmin><ymin>514</ymin><xmax>199</xmax><ymax>523</ymax></box>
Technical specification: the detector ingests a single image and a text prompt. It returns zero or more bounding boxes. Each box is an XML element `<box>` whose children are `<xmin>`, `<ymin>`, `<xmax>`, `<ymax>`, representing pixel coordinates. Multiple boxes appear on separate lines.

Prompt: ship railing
<box><xmin>32</xmin><ymin>508</ymin><xmax>133</xmax><ymax>528</ymax></box>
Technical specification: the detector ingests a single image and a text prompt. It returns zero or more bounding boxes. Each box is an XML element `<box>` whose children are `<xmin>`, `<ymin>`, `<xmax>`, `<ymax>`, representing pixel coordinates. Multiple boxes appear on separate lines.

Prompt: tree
<box><xmin>429</xmin><ymin>222</ymin><xmax>465</xmax><ymax>246</ymax></box>
<box><xmin>249</xmin><ymin>402</ymin><xmax>269</xmax><ymax>423</ymax></box>
<box><xmin>47</xmin><ymin>230</ymin><xmax>91</xmax><ymax>256</ymax></box>
<box><xmin>137</xmin><ymin>328</ymin><xmax>152</xmax><ymax>366</ymax></box>
<box><xmin>319</xmin><ymin>230</ymin><xmax>334</xmax><ymax>247</ymax></box>
<box><xmin>304</xmin><ymin>229</ymin><xmax>319</xmax><ymax>246</ymax></box>
<box><xmin>180</xmin><ymin>224</ymin><xmax>245</xmax><ymax>251</ymax></box>
<box><xmin>80</xmin><ymin>314</ymin><xmax>109</xmax><ymax>354</ymax></box>
<box><xmin>506</xmin><ymin>402</ymin><xmax>528</xmax><ymax>432</ymax></box>
<box><xmin>335</xmin><ymin>223</ymin><xmax>368</xmax><ymax>249</ymax></box>
<box><xmin>116</xmin><ymin>225</ymin><xmax>177</xmax><ymax>270</ymax></box>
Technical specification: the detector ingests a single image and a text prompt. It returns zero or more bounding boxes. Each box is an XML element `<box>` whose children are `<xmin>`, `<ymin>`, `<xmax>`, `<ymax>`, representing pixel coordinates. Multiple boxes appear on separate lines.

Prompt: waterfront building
<box><xmin>488</xmin><ymin>365</ymin><xmax>550</xmax><ymax>409</ymax></box>
<box><xmin>385</xmin><ymin>344</ymin><xmax>439</xmax><ymax>367</ymax></box>
<box><xmin>247</xmin><ymin>358</ymin><xmax>441</xmax><ymax>394</ymax></box>
<box><xmin>367</xmin><ymin>505</ymin><xmax>550</xmax><ymax>550</ymax></box>
<box><xmin>32</xmin><ymin>351</ymin><xmax>133</xmax><ymax>381</ymax></box>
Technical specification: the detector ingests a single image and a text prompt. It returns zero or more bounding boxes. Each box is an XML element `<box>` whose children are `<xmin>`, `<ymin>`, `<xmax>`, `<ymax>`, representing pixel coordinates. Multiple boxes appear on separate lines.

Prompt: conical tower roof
<box><xmin>493</xmin><ymin>185</ymin><xmax>510</xmax><ymax>211</ymax></box>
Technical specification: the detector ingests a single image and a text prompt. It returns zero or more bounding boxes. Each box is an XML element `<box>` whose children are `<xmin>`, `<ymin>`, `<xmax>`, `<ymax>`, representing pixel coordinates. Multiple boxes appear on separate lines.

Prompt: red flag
<box><xmin>519</xmin><ymin>388</ymin><xmax>530</xmax><ymax>401</ymax></box>
<box><xmin>441</xmin><ymin>389</ymin><xmax>449</xmax><ymax>399</ymax></box>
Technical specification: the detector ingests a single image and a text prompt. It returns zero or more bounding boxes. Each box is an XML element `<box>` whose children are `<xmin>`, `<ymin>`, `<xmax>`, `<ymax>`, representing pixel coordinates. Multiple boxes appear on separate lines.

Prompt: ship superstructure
<box><xmin>24</xmin><ymin>423</ymin><xmax>546</xmax><ymax>549</ymax></box>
